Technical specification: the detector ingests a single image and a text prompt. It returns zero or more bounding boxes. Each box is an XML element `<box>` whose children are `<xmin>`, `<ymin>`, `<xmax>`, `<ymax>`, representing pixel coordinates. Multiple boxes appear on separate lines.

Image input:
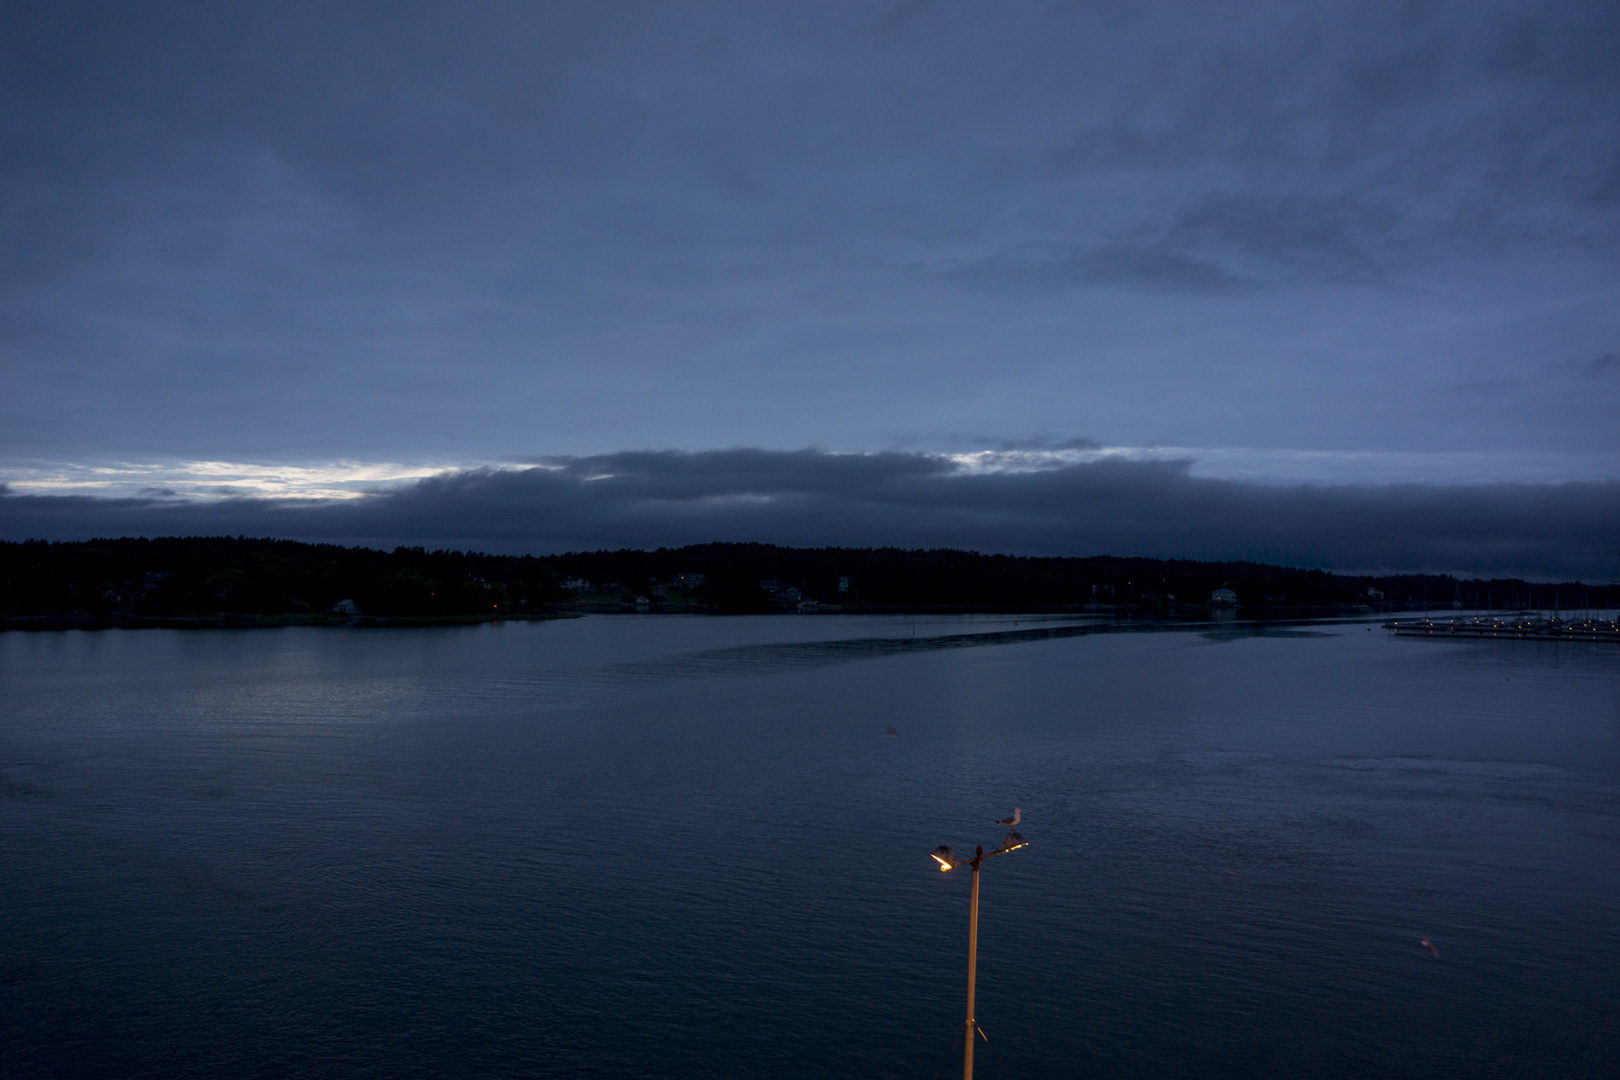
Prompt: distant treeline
<box><xmin>2</xmin><ymin>536</ymin><xmax>1615</xmax><ymax>625</ymax></box>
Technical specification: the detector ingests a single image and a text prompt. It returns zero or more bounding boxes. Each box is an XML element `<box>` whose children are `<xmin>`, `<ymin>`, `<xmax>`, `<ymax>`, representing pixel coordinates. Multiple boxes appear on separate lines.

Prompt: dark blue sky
<box><xmin>2</xmin><ymin>2</ymin><xmax>1617</xmax><ymax>575</ymax></box>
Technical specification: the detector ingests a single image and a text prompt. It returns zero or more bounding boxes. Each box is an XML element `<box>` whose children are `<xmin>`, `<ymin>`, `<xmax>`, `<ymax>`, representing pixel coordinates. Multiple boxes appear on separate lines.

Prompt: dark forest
<box><xmin>3</xmin><ymin>537</ymin><xmax>1613</xmax><ymax>628</ymax></box>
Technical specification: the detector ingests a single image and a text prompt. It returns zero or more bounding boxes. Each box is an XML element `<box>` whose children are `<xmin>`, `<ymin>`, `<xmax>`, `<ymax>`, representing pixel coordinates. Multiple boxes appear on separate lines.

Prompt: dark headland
<box><xmin>3</xmin><ymin>537</ymin><xmax>1614</xmax><ymax>631</ymax></box>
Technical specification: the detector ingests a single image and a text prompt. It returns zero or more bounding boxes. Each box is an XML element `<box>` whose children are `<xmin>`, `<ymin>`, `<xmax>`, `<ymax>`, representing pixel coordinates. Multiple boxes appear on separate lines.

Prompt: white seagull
<box><xmin>995</xmin><ymin>809</ymin><xmax>1022</xmax><ymax>827</ymax></box>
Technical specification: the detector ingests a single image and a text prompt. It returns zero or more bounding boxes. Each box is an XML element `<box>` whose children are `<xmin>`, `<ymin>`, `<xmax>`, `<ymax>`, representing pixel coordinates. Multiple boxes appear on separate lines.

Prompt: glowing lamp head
<box><xmin>930</xmin><ymin>845</ymin><xmax>958</xmax><ymax>871</ymax></box>
<box><xmin>998</xmin><ymin>830</ymin><xmax>1029</xmax><ymax>854</ymax></box>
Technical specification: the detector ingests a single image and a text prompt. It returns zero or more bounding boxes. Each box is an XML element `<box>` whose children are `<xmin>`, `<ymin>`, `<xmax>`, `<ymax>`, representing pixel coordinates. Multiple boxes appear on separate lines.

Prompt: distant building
<box><xmin>837</xmin><ymin>576</ymin><xmax>850</xmax><ymax>593</ymax></box>
<box><xmin>1210</xmin><ymin>588</ymin><xmax>1238</xmax><ymax>606</ymax></box>
<box><xmin>758</xmin><ymin>580</ymin><xmax>804</xmax><ymax>603</ymax></box>
<box><xmin>1366</xmin><ymin>588</ymin><xmax>1384</xmax><ymax>600</ymax></box>
<box><xmin>559</xmin><ymin>577</ymin><xmax>592</xmax><ymax>593</ymax></box>
<box><xmin>330</xmin><ymin>598</ymin><xmax>360</xmax><ymax>615</ymax></box>
<box><xmin>673</xmin><ymin>572</ymin><xmax>706</xmax><ymax>590</ymax></box>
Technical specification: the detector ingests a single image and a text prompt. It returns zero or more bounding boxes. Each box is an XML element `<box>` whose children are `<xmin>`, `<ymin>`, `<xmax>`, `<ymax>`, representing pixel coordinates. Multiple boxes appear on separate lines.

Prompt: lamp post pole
<box><xmin>964</xmin><ymin>848</ymin><xmax>982</xmax><ymax>1080</ymax></box>
<box><xmin>931</xmin><ymin>814</ymin><xmax>1027</xmax><ymax>1080</ymax></box>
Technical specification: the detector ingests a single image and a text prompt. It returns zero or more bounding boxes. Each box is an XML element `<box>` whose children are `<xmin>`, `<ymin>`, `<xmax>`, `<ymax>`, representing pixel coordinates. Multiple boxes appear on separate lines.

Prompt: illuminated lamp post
<box><xmin>930</xmin><ymin>811</ymin><xmax>1028</xmax><ymax>1080</ymax></box>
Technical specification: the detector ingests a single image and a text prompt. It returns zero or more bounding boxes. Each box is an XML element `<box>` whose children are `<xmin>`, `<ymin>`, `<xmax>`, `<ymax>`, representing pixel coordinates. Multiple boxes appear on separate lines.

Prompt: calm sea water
<box><xmin>2</xmin><ymin>615</ymin><xmax>1617</xmax><ymax>1079</ymax></box>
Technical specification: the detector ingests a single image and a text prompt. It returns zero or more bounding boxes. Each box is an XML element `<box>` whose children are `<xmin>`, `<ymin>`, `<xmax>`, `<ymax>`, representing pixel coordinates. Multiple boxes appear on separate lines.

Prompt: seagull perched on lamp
<box><xmin>994</xmin><ymin>809</ymin><xmax>1021</xmax><ymax>827</ymax></box>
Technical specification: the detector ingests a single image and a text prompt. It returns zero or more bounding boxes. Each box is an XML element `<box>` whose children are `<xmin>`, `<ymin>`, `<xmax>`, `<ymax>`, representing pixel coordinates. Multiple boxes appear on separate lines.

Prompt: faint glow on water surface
<box><xmin>1</xmin><ymin>615</ymin><xmax>1616</xmax><ymax>1078</ymax></box>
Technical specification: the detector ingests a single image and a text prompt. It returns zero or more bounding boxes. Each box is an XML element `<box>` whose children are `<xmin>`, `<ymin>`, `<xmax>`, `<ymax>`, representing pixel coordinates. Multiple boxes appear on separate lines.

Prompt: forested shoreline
<box><xmin>2</xmin><ymin>536</ymin><xmax>1612</xmax><ymax>628</ymax></box>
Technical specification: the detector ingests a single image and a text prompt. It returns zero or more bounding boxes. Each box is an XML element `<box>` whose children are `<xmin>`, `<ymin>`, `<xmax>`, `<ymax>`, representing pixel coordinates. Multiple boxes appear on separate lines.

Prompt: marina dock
<box><xmin>1386</xmin><ymin>615</ymin><xmax>1620</xmax><ymax>642</ymax></box>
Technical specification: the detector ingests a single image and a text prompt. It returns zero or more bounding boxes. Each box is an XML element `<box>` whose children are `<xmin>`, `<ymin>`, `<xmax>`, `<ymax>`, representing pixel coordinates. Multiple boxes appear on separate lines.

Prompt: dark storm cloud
<box><xmin>3</xmin><ymin>450</ymin><xmax>1615</xmax><ymax>580</ymax></box>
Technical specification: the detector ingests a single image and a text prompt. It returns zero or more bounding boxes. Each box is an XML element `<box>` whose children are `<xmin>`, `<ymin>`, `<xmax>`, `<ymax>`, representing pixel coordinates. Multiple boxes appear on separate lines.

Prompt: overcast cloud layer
<box><xmin>2</xmin><ymin>2</ymin><xmax>1616</xmax><ymax>567</ymax></box>
<box><xmin>4</xmin><ymin>451</ymin><xmax>1616</xmax><ymax>581</ymax></box>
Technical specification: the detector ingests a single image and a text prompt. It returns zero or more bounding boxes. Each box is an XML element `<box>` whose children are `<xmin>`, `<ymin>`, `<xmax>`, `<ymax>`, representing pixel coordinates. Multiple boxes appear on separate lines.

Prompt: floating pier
<box><xmin>1386</xmin><ymin>615</ymin><xmax>1620</xmax><ymax>642</ymax></box>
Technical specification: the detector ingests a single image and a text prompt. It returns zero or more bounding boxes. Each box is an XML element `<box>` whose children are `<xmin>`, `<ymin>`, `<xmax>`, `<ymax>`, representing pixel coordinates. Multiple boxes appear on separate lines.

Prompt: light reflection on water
<box><xmin>2</xmin><ymin>615</ymin><xmax>1617</xmax><ymax>1078</ymax></box>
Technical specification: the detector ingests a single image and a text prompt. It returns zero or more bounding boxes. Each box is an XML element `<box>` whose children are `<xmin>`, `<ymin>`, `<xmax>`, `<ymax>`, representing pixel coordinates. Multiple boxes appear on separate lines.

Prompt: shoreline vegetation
<box><xmin>0</xmin><ymin>611</ymin><xmax>583</xmax><ymax>632</ymax></box>
<box><xmin>3</xmin><ymin>536</ymin><xmax>1615</xmax><ymax>631</ymax></box>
